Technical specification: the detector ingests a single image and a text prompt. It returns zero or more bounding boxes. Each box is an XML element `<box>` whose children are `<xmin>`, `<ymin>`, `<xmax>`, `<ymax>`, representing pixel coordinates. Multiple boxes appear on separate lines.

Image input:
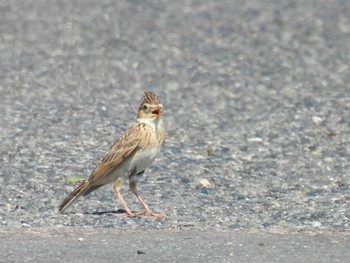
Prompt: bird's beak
<box><xmin>152</xmin><ymin>108</ymin><xmax>161</xmax><ymax>116</ymax></box>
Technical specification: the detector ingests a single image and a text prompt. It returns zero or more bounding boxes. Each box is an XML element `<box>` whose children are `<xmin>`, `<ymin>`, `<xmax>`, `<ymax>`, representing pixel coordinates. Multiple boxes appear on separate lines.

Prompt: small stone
<box><xmin>247</xmin><ymin>138</ymin><xmax>263</xmax><ymax>143</ymax></box>
<box><xmin>312</xmin><ymin>116</ymin><xmax>323</xmax><ymax>125</ymax></box>
<box><xmin>198</xmin><ymin>178</ymin><xmax>211</xmax><ymax>188</ymax></box>
<box><xmin>312</xmin><ymin>221</ymin><xmax>322</xmax><ymax>227</ymax></box>
<box><xmin>324</xmin><ymin>157</ymin><xmax>333</xmax><ymax>163</ymax></box>
<box><xmin>271</xmin><ymin>201</ymin><xmax>281</xmax><ymax>208</ymax></box>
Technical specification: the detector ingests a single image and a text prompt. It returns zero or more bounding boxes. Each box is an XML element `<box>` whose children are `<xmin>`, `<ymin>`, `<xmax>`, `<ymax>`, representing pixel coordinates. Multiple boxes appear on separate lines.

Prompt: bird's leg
<box><xmin>111</xmin><ymin>177</ymin><xmax>135</xmax><ymax>216</ymax></box>
<box><xmin>130</xmin><ymin>180</ymin><xmax>162</xmax><ymax>219</ymax></box>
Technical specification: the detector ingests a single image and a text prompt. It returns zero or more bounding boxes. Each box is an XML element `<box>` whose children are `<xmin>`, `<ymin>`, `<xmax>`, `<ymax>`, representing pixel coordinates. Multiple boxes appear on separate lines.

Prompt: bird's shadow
<box><xmin>87</xmin><ymin>209</ymin><xmax>126</xmax><ymax>216</ymax></box>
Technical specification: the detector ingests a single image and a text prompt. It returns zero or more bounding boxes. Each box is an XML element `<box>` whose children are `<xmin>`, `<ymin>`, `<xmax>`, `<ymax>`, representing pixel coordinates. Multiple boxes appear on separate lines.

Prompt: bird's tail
<box><xmin>59</xmin><ymin>180</ymin><xmax>90</xmax><ymax>212</ymax></box>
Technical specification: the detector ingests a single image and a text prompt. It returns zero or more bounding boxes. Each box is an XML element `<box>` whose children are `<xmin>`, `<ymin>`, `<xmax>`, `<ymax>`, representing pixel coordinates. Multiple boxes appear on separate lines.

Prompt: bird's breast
<box><xmin>131</xmin><ymin>146</ymin><xmax>160</xmax><ymax>174</ymax></box>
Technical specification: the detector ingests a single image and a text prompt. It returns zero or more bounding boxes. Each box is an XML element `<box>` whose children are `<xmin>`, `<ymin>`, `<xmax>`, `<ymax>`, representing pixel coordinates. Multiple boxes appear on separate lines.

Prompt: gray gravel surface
<box><xmin>1</xmin><ymin>0</ymin><xmax>350</xmax><ymax>261</ymax></box>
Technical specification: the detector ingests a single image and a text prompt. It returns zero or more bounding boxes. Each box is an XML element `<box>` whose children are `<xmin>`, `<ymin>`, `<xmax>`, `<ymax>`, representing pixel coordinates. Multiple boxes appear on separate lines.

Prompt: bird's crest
<box><xmin>142</xmin><ymin>91</ymin><xmax>161</xmax><ymax>105</ymax></box>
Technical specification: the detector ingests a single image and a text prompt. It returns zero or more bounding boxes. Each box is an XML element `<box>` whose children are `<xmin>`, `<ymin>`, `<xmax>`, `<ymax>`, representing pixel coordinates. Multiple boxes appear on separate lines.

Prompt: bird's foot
<box><xmin>133</xmin><ymin>210</ymin><xmax>162</xmax><ymax>219</ymax></box>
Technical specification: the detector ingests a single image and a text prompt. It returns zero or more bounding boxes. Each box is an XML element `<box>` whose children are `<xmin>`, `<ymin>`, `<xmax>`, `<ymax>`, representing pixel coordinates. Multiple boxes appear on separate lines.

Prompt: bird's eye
<box><xmin>142</xmin><ymin>104</ymin><xmax>148</xmax><ymax>110</ymax></box>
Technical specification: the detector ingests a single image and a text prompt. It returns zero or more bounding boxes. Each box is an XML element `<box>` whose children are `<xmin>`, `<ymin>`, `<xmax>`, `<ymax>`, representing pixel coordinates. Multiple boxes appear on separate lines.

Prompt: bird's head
<box><xmin>137</xmin><ymin>91</ymin><xmax>163</xmax><ymax>120</ymax></box>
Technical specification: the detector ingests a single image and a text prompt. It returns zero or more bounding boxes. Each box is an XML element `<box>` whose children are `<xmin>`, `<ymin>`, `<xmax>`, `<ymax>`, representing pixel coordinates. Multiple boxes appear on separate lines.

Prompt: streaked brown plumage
<box><xmin>59</xmin><ymin>91</ymin><xmax>165</xmax><ymax>218</ymax></box>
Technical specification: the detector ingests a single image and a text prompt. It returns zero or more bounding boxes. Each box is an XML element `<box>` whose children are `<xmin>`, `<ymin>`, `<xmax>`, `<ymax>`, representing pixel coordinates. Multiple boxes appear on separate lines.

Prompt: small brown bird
<box><xmin>59</xmin><ymin>91</ymin><xmax>165</xmax><ymax>218</ymax></box>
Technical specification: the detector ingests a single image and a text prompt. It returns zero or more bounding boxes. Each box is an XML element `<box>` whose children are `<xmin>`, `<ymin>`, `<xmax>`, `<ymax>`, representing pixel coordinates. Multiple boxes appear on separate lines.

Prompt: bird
<box><xmin>59</xmin><ymin>91</ymin><xmax>165</xmax><ymax>218</ymax></box>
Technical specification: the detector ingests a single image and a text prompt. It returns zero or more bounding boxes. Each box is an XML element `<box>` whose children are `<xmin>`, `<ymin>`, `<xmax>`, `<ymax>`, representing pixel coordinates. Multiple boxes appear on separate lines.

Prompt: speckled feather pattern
<box><xmin>58</xmin><ymin>91</ymin><xmax>165</xmax><ymax>212</ymax></box>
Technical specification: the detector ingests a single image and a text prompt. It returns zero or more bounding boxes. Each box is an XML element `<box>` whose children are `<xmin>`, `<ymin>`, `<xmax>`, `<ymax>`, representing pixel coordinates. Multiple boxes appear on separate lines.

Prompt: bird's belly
<box><xmin>107</xmin><ymin>147</ymin><xmax>159</xmax><ymax>182</ymax></box>
<box><xmin>131</xmin><ymin>147</ymin><xmax>159</xmax><ymax>174</ymax></box>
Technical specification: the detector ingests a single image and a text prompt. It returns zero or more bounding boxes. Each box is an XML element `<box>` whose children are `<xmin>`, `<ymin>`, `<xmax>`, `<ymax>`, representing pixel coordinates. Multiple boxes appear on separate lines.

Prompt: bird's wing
<box><xmin>88</xmin><ymin>124</ymin><xmax>142</xmax><ymax>184</ymax></box>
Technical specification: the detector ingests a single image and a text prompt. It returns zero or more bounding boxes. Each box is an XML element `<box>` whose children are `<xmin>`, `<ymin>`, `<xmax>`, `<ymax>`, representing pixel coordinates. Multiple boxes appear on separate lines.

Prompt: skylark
<box><xmin>59</xmin><ymin>91</ymin><xmax>165</xmax><ymax>218</ymax></box>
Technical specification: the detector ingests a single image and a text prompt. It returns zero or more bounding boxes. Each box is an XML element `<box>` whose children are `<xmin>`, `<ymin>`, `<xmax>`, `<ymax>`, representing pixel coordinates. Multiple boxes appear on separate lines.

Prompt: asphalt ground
<box><xmin>1</xmin><ymin>0</ymin><xmax>350</xmax><ymax>261</ymax></box>
<box><xmin>1</xmin><ymin>228</ymin><xmax>350</xmax><ymax>263</ymax></box>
